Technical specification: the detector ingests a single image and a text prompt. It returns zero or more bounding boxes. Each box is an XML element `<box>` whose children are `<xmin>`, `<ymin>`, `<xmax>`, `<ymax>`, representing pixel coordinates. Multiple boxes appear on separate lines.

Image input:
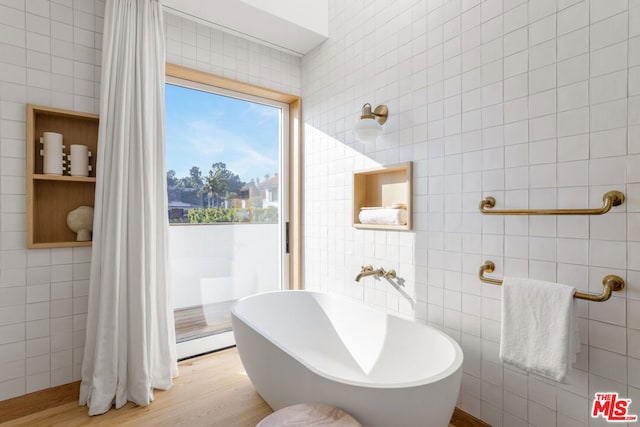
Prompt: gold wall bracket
<box><xmin>360</xmin><ymin>103</ymin><xmax>389</xmax><ymax>125</ymax></box>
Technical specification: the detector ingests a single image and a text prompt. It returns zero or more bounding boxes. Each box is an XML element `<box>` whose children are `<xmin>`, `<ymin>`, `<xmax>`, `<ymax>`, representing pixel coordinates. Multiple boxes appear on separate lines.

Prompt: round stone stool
<box><xmin>257</xmin><ymin>403</ymin><xmax>362</xmax><ymax>427</ymax></box>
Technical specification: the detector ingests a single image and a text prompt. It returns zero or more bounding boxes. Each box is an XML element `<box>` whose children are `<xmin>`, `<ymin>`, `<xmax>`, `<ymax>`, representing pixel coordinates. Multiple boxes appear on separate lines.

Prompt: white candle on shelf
<box><xmin>69</xmin><ymin>144</ymin><xmax>92</xmax><ymax>177</ymax></box>
<box><xmin>40</xmin><ymin>132</ymin><xmax>65</xmax><ymax>175</ymax></box>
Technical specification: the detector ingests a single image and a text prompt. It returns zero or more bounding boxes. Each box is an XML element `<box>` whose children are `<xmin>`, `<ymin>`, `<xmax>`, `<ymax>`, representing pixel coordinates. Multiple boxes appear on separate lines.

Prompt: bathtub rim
<box><xmin>231</xmin><ymin>289</ymin><xmax>464</xmax><ymax>390</ymax></box>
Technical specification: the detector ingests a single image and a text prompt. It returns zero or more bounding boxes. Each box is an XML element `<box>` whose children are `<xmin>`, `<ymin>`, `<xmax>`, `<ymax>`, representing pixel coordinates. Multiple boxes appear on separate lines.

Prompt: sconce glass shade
<box><xmin>354</xmin><ymin>117</ymin><xmax>383</xmax><ymax>143</ymax></box>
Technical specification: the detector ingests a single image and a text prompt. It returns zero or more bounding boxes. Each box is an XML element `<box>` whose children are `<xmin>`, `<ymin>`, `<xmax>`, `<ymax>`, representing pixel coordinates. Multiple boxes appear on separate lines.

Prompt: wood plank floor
<box><xmin>0</xmin><ymin>348</ymin><xmax>272</xmax><ymax>427</ymax></box>
<box><xmin>0</xmin><ymin>348</ymin><xmax>486</xmax><ymax>427</ymax></box>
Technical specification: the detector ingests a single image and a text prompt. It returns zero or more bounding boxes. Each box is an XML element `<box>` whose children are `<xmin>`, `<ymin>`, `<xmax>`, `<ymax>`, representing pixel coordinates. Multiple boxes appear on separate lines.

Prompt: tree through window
<box><xmin>165</xmin><ymin>83</ymin><xmax>282</xmax><ymax>224</ymax></box>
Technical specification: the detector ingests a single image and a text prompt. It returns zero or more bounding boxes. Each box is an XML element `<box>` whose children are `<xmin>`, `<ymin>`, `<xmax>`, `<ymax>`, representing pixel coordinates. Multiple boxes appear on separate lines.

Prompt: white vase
<box><xmin>66</xmin><ymin>206</ymin><xmax>94</xmax><ymax>241</ymax></box>
<box><xmin>40</xmin><ymin>132</ymin><xmax>65</xmax><ymax>175</ymax></box>
<box><xmin>68</xmin><ymin>144</ymin><xmax>92</xmax><ymax>177</ymax></box>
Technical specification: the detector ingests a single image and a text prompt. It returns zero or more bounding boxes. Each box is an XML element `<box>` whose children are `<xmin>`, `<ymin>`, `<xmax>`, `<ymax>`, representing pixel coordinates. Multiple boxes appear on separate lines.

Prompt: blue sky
<box><xmin>165</xmin><ymin>83</ymin><xmax>281</xmax><ymax>184</ymax></box>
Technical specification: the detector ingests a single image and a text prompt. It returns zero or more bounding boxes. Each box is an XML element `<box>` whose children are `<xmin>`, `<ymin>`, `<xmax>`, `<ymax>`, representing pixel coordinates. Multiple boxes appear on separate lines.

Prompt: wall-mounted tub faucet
<box><xmin>355</xmin><ymin>265</ymin><xmax>397</xmax><ymax>282</ymax></box>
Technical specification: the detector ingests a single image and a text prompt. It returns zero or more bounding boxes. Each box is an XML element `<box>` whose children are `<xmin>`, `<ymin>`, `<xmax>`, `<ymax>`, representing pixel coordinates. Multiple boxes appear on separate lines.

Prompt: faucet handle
<box><xmin>384</xmin><ymin>269</ymin><xmax>397</xmax><ymax>279</ymax></box>
<box><xmin>361</xmin><ymin>265</ymin><xmax>373</xmax><ymax>272</ymax></box>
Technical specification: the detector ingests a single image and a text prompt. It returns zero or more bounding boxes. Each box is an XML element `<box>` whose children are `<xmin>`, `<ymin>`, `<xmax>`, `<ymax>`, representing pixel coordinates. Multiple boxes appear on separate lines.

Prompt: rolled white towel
<box><xmin>358</xmin><ymin>207</ymin><xmax>408</xmax><ymax>225</ymax></box>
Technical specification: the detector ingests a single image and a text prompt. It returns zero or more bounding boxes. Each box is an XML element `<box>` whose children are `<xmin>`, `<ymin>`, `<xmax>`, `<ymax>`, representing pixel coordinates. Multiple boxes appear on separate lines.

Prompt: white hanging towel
<box><xmin>499</xmin><ymin>277</ymin><xmax>580</xmax><ymax>383</ymax></box>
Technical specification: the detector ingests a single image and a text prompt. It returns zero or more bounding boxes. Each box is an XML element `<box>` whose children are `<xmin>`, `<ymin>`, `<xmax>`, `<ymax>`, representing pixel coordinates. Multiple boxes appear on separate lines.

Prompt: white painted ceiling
<box><xmin>162</xmin><ymin>0</ymin><xmax>328</xmax><ymax>56</ymax></box>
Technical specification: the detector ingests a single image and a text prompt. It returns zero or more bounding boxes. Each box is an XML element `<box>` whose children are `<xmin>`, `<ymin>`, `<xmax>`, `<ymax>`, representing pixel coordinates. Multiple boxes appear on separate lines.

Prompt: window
<box><xmin>165</xmin><ymin>75</ymin><xmax>290</xmax><ymax>358</ymax></box>
<box><xmin>165</xmin><ymin>82</ymin><xmax>284</xmax><ymax>225</ymax></box>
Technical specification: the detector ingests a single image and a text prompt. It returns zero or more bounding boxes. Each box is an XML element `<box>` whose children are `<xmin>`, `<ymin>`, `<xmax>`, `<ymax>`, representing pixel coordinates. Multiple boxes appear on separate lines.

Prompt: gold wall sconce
<box><xmin>354</xmin><ymin>103</ymin><xmax>388</xmax><ymax>144</ymax></box>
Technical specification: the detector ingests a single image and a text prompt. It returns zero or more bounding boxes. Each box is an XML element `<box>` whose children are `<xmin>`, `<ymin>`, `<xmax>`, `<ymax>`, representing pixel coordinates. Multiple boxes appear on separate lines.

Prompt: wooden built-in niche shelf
<box><xmin>26</xmin><ymin>104</ymin><xmax>99</xmax><ymax>248</ymax></box>
<box><xmin>353</xmin><ymin>162</ymin><xmax>412</xmax><ymax>231</ymax></box>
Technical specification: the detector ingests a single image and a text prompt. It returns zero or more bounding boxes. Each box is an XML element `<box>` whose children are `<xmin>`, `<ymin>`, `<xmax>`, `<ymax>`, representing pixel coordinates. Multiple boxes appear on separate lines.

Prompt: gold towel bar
<box><xmin>478</xmin><ymin>261</ymin><xmax>625</xmax><ymax>302</ymax></box>
<box><xmin>479</xmin><ymin>191</ymin><xmax>625</xmax><ymax>215</ymax></box>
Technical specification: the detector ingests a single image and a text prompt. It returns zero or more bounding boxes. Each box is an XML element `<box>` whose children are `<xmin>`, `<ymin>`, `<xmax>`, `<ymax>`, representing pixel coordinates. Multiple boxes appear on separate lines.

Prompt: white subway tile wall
<box><xmin>301</xmin><ymin>0</ymin><xmax>640</xmax><ymax>426</ymax></box>
<box><xmin>0</xmin><ymin>0</ymin><xmax>102</xmax><ymax>400</ymax></box>
<box><xmin>2</xmin><ymin>0</ymin><xmax>640</xmax><ymax>424</ymax></box>
<box><xmin>0</xmin><ymin>0</ymin><xmax>300</xmax><ymax>401</ymax></box>
<box><xmin>163</xmin><ymin>13</ymin><xmax>301</xmax><ymax>96</ymax></box>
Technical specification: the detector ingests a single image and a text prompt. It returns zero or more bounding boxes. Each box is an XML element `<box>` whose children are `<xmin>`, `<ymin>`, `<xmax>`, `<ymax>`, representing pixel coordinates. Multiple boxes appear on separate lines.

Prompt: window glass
<box><xmin>165</xmin><ymin>83</ymin><xmax>281</xmax><ymax>224</ymax></box>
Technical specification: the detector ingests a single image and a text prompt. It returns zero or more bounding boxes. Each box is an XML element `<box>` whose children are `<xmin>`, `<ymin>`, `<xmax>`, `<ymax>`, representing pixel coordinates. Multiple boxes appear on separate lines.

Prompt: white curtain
<box><xmin>80</xmin><ymin>0</ymin><xmax>178</xmax><ymax>416</ymax></box>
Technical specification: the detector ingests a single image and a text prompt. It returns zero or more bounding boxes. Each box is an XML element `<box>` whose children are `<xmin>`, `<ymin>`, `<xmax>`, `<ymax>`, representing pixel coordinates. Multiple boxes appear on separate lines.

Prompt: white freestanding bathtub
<box><xmin>231</xmin><ymin>290</ymin><xmax>463</xmax><ymax>427</ymax></box>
